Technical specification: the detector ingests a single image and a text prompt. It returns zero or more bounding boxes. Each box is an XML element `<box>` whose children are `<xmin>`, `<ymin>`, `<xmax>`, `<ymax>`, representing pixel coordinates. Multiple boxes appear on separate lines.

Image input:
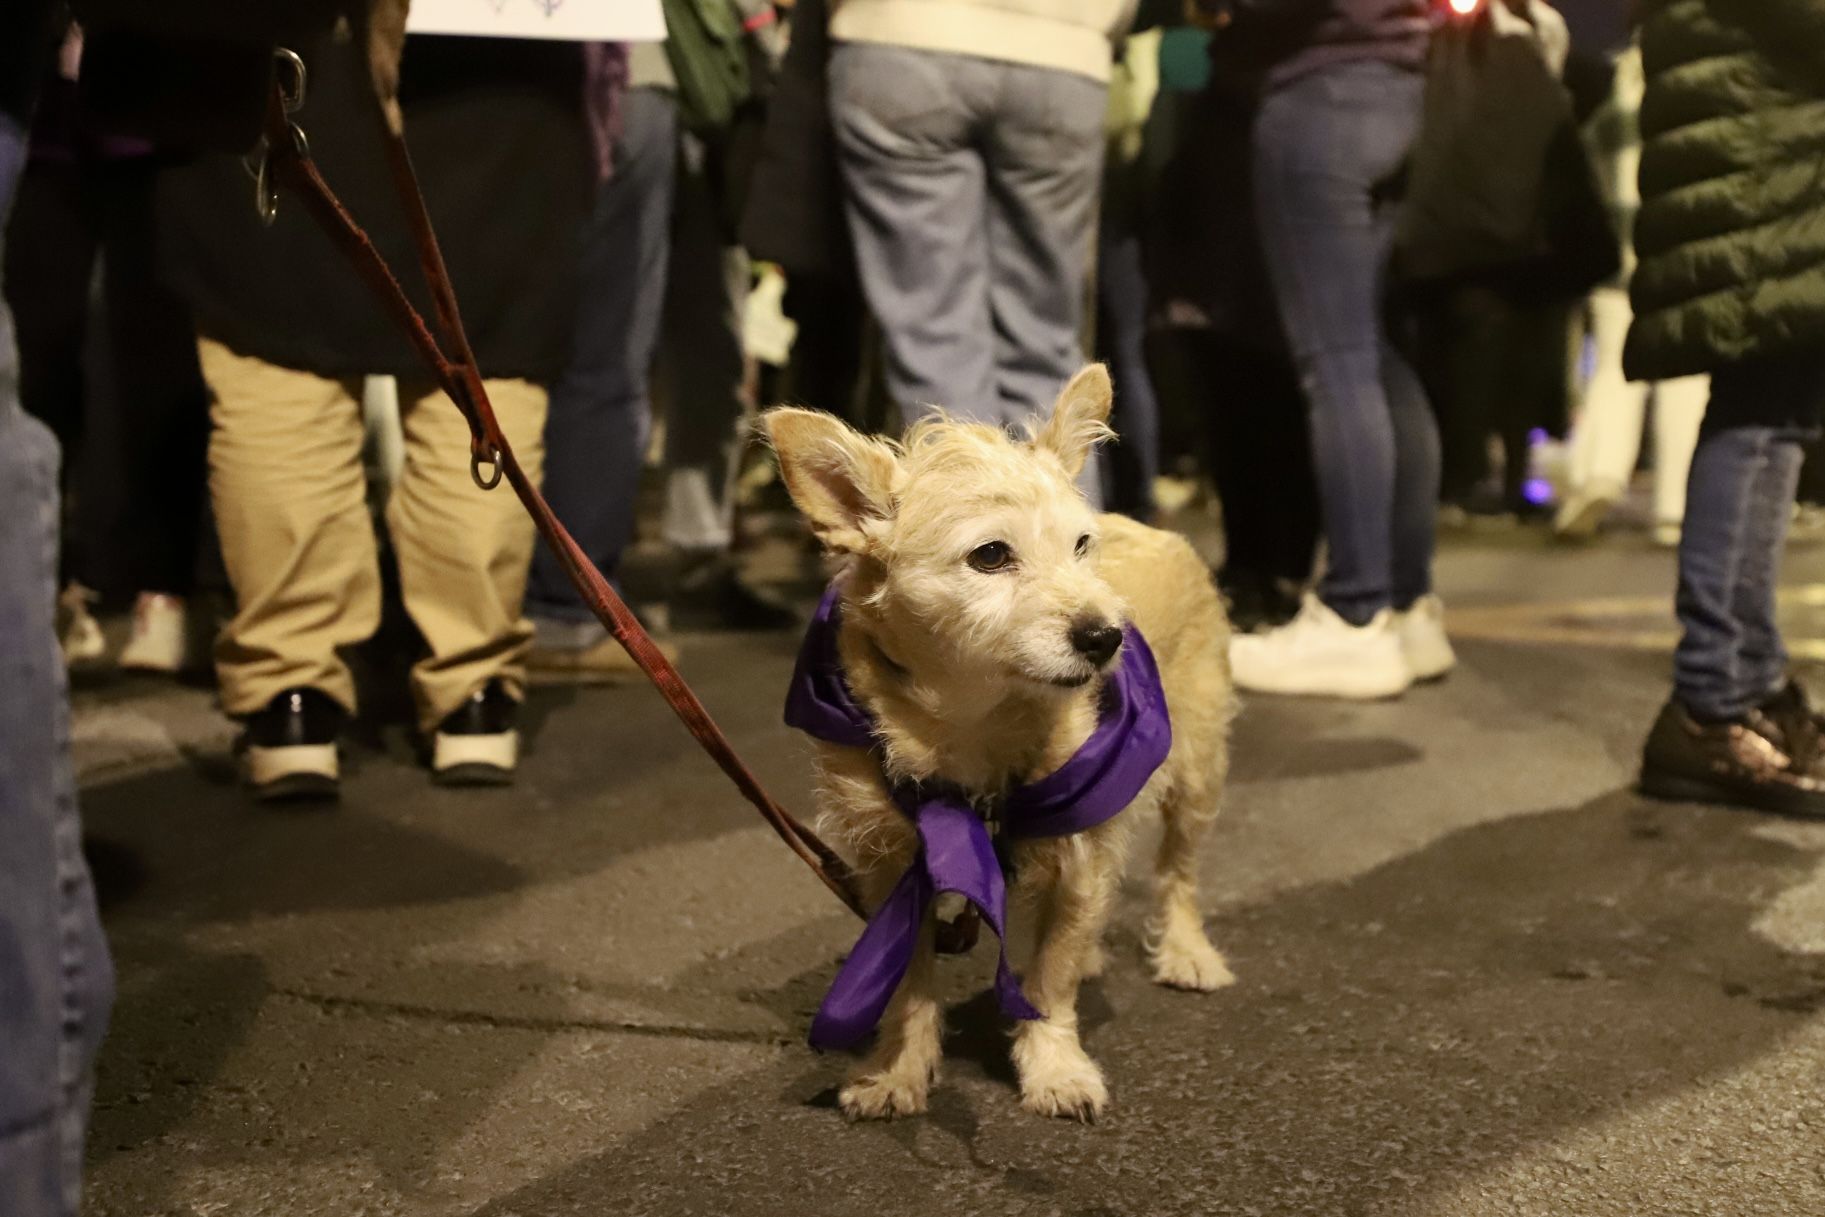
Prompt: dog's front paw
<box><xmin>1018</xmin><ymin>1051</ymin><xmax>1108</xmax><ymax>1122</ymax></box>
<box><xmin>839</xmin><ymin>1071</ymin><xmax>930</xmax><ymax>1121</ymax></box>
<box><xmin>1149</xmin><ymin>934</ymin><xmax>1236</xmax><ymax>992</ymax></box>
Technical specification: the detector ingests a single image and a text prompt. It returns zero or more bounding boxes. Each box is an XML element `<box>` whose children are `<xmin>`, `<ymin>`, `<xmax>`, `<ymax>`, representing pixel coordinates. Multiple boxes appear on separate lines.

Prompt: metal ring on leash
<box><xmin>471</xmin><ymin>443</ymin><xmax>504</xmax><ymax>491</ymax></box>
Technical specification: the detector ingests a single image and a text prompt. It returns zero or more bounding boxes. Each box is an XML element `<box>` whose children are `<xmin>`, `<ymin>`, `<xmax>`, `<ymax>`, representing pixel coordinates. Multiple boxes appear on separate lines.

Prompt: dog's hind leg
<box><xmin>1011</xmin><ymin>836</ymin><xmax>1119</xmax><ymax>1121</ymax></box>
<box><xmin>1147</xmin><ymin>779</ymin><xmax>1235</xmax><ymax>991</ymax></box>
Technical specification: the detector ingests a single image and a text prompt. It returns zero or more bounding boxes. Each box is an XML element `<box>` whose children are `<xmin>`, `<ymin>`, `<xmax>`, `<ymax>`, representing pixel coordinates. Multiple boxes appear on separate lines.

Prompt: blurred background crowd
<box><xmin>18</xmin><ymin>0</ymin><xmax>1823</xmax><ymax>788</ymax></box>
<box><xmin>7</xmin><ymin>0</ymin><xmax>1825</xmax><ymax>1210</ymax></box>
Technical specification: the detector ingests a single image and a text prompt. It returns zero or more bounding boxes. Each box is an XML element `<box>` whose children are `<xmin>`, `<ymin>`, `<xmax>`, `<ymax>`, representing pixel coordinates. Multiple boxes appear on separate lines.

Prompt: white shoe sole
<box><xmin>119</xmin><ymin>643</ymin><xmax>186</xmax><ymax>674</ymax></box>
<box><xmin>245</xmin><ymin>743</ymin><xmax>339</xmax><ymax>801</ymax></box>
<box><xmin>1403</xmin><ymin>640</ymin><xmax>1457</xmax><ymax>682</ymax></box>
<box><xmin>1231</xmin><ymin>656</ymin><xmax>1412</xmax><ymax>701</ymax></box>
<box><xmin>1554</xmin><ymin>488</ymin><xmax>1619</xmax><ymax>538</ymax></box>
<box><xmin>433</xmin><ymin>729</ymin><xmax>519</xmax><ymax>786</ymax></box>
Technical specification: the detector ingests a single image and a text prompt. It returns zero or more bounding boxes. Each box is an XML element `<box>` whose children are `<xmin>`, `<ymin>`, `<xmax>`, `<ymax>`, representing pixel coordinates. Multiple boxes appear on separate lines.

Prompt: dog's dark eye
<box><xmin>1075</xmin><ymin>533</ymin><xmax>1093</xmax><ymax>557</ymax></box>
<box><xmin>967</xmin><ymin>541</ymin><xmax>1015</xmax><ymax>573</ymax></box>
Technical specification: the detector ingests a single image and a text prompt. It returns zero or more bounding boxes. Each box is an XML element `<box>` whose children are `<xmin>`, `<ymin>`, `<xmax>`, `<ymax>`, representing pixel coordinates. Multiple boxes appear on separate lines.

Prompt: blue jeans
<box><xmin>525</xmin><ymin>88</ymin><xmax>748</xmax><ymax>623</ymax></box>
<box><xmin>0</xmin><ymin>112</ymin><xmax>115</xmax><ymax>1217</ymax></box>
<box><xmin>1252</xmin><ymin>61</ymin><xmax>1438</xmax><ymax>623</ymax></box>
<box><xmin>1674</xmin><ymin>354</ymin><xmax>1825</xmax><ymax>722</ymax></box>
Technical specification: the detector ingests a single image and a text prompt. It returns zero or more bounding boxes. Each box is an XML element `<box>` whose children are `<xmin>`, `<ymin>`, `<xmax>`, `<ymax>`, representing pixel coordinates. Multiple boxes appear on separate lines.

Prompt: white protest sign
<box><xmin>406</xmin><ymin>0</ymin><xmax>666</xmax><ymax>42</ymax></box>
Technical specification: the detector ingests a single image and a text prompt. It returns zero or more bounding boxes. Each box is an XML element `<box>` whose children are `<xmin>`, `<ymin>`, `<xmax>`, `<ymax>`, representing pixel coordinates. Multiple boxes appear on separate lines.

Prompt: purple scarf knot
<box><xmin>784</xmin><ymin>585</ymin><xmax>1173</xmax><ymax>1050</ymax></box>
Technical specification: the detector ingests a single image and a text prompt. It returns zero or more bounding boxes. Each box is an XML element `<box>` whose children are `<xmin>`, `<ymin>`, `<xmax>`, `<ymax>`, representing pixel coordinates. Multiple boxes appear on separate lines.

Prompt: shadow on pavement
<box><xmin>462</xmin><ymin>788</ymin><xmax>1825</xmax><ymax>1217</ymax></box>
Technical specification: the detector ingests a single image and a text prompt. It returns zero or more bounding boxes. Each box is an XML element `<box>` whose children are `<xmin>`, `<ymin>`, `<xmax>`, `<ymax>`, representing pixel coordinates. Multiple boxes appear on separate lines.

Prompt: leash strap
<box><xmin>254</xmin><ymin>65</ymin><xmax>865</xmax><ymax>920</ymax></box>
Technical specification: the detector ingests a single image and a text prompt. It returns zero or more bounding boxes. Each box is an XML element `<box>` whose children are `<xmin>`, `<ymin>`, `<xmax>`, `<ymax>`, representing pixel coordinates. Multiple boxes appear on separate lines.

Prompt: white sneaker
<box><xmin>1229</xmin><ymin>595</ymin><xmax>1412</xmax><ymax>700</ymax></box>
<box><xmin>1394</xmin><ymin>594</ymin><xmax>1456</xmax><ymax>682</ymax></box>
<box><xmin>119</xmin><ymin>592</ymin><xmax>191</xmax><ymax>673</ymax></box>
<box><xmin>57</xmin><ymin>583</ymin><xmax>106</xmax><ymax>664</ymax></box>
<box><xmin>1553</xmin><ymin>478</ymin><xmax>1622</xmax><ymax>538</ymax></box>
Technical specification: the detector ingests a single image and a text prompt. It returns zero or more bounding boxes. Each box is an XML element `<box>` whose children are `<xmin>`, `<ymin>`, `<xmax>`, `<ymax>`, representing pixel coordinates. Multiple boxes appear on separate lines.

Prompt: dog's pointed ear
<box><xmin>1035</xmin><ymin>364</ymin><xmax>1114</xmax><ymax>479</ymax></box>
<box><xmin>762</xmin><ymin>407</ymin><xmax>900</xmax><ymax>552</ymax></box>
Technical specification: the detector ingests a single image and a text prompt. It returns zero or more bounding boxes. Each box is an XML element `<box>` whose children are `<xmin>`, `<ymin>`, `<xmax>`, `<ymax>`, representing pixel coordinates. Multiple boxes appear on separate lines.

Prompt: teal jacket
<box><xmin>1624</xmin><ymin>0</ymin><xmax>1825</xmax><ymax>380</ymax></box>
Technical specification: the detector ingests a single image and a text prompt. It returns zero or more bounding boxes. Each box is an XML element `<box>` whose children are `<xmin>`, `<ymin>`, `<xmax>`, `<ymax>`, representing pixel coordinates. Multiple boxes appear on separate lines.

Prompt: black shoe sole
<box><xmin>431</xmin><ymin>762</ymin><xmax>515</xmax><ymax>788</ymax></box>
<box><xmin>1639</xmin><ymin>769</ymin><xmax>1825</xmax><ymax>819</ymax></box>
<box><xmin>250</xmin><ymin>772</ymin><xmax>340</xmax><ymax>804</ymax></box>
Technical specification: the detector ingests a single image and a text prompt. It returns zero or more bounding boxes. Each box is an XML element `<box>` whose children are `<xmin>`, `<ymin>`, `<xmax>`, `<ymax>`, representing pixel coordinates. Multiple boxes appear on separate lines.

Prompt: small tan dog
<box><xmin>764</xmin><ymin>365</ymin><xmax>1235</xmax><ymax>1122</ymax></box>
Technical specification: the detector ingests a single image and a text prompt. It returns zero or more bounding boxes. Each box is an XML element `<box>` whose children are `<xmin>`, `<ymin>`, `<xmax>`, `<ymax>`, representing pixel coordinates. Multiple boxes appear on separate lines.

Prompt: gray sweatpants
<box><xmin>829</xmin><ymin>45</ymin><xmax>1107</xmax><ymax>441</ymax></box>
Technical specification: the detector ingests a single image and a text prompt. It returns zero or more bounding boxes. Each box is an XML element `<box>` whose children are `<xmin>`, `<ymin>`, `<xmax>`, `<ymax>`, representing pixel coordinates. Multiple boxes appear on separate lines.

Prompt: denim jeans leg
<box><xmin>1252</xmin><ymin>63</ymin><xmax>1428</xmax><ymax>623</ymax></box>
<box><xmin>0</xmin><ymin>111</ymin><xmax>116</xmax><ymax>1217</ymax></box>
<box><xmin>1385</xmin><ymin>322</ymin><xmax>1441</xmax><ymax>608</ymax></box>
<box><xmin>524</xmin><ymin>87</ymin><xmax>676</xmax><ymax>624</ymax></box>
<box><xmin>1673</xmin><ymin>355</ymin><xmax>1825</xmax><ymax>720</ymax></box>
<box><xmin>831</xmin><ymin>45</ymin><xmax>997</xmax><ymax>426</ymax></box>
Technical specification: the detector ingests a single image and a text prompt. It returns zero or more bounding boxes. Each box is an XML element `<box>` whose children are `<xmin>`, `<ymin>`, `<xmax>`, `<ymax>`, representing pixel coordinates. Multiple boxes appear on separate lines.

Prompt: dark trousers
<box><xmin>1675</xmin><ymin>353</ymin><xmax>1825</xmax><ymax>722</ymax></box>
<box><xmin>526</xmin><ymin>87</ymin><xmax>748</xmax><ymax>624</ymax></box>
<box><xmin>1414</xmin><ymin>284</ymin><xmax>1573</xmax><ymax>508</ymax></box>
<box><xmin>2</xmin><ymin>155</ymin><xmax>209</xmax><ymax>598</ymax></box>
<box><xmin>1097</xmin><ymin>224</ymin><xmax>1161</xmax><ymax>521</ymax></box>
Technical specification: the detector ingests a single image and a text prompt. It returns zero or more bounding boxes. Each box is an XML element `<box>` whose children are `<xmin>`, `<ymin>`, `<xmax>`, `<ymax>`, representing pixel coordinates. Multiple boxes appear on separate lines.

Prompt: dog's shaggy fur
<box><xmin>764</xmin><ymin>366</ymin><xmax>1235</xmax><ymax>1122</ymax></box>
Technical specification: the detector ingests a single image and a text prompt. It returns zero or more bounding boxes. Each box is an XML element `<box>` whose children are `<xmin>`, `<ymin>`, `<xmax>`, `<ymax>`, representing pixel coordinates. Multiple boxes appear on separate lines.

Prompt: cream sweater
<box><xmin>829</xmin><ymin>0</ymin><xmax>1137</xmax><ymax>82</ymax></box>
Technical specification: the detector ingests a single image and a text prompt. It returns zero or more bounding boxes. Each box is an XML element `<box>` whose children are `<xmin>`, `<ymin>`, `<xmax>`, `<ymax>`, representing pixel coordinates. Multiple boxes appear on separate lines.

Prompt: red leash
<box><xmin>253</xmin><ymin>57</ymin><xmax>865</xmax><ymax>920</ymax></box>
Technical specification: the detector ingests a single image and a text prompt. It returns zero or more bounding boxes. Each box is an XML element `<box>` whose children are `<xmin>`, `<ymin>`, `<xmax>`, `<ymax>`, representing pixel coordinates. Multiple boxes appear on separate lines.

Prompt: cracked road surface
<box><xmin>76</xmin><ymin>532</ymin><xmax>1825</xmax><ymax>1215</ymax></box>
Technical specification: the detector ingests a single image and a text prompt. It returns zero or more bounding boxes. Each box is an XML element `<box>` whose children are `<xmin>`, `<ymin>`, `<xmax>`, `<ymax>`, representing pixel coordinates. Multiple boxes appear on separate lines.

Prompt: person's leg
<box><xmin>0</xmin><ymin>106</ymin><xmax>115</xmax><ymax>1217</ymax></box>
<box><xmin>1426</xmin><ymin>286</ymin><xmax>1501</xmax><ymax>507</ymax></box>
<box><xmin>389</xmin><ymin>377</ymin><xmax>548</xmax><ymax>734</ymax></box>
<box><xmin>1251</xmin><ymin>63</ymin><xmax>1427</xmax><ymax>623</ymax></box>
<box><xmin>3</xmin><ymin>157</ymin><xmax>97</xmax><ymax>589</ymax></box>
<box><xmin>781</xmin><ymin>273</ymin><xmax>868</xmax><ymax>422</ymax></box>
<box><xmin>830</xmin><ymin>44</ymin><xmax>994</xmax><ymax>426</ymax></box>
<box><xmin>1644</xmin><ymin>354</ymin><xmax>1825</xmax><ymax>814</ymax></box>
<box><xmin>1650</xmin><ymin>373</ymin><xmax>1707</xmax><ymax>532</ymax></box>
<box><xmin>202</xmin><ymin>336</ymin><xmax>377</xmax><ymax>717</ymax></box>
<box><xmin>1720</xmin><ymin>358</ymin><xmax>1825</xmax><ymax>713</ymax></box>
<box><xmin>524</xmin><ymin>86</ymin><xmax>674</xmax><ymax>628</ymax></box>
<box><xmin>96</xmin><ymin>157</ymin><xmax>210</xmax><ymax>601</ymax></box>
<box><xmin>1383</xmin><ymin>295</ymin><xmax>1442</xmax><ymax>607</ymax></box>
<box><xmin>658</xmin><ymin>125</ymin><xmax>749</xmax><ymax>557</ymax></box>
<box><xmin>1672</xmin><ymin>356</ymin><xmax>1825</xmax><ymax>723</ymax></box>
<box><xmin>1565</xmin><ymin>286</ymin><xmax>1648</xmax><ymax>493</ymax></box>
<box><xmin>982</xmin><ymin>60</ymin><xmax>1108</xmax><ymax>431</ymax></box>
<box><xmin>1095</xmin><ymin>223</ymin><xmax>1160</xmax><ymax>519</ymax></box>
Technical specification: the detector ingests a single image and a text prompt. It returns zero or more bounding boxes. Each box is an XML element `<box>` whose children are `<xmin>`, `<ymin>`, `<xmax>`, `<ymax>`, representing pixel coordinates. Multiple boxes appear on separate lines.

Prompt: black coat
<box><xmin>737</xmin><ymin>0</ymin><xmax>853</xmax><ymax>281</ymax></box>
<box><xmin>1625</xmin><ymin>0</ymin><xmax>1825</xmax><ymax>380</ymax></box>
<box><xmin>157</xmin><ymin>33</ymin><xmax>589</xmax><ymax>382</ymax></box>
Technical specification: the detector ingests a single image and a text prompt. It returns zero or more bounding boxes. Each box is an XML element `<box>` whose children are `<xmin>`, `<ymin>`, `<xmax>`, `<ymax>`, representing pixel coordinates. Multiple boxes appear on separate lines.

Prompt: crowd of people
<box><xmin>6</xmin><ymin>0</ymin><xmax>1825</xmax><ymax>1211</ymax></box>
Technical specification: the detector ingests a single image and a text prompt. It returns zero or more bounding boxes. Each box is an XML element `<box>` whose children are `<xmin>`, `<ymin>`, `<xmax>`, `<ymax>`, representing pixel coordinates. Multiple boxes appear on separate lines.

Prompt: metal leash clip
<box><xmin>244</xmin><ymin>48</ymin><xmax>311</xmax><ymax>226</ymax></box>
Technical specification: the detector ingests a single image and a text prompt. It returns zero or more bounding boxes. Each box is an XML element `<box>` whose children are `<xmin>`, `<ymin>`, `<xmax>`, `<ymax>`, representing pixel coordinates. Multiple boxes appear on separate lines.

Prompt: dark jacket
<box><xmin>157</xmin><ymin>32</ymin><xmax>589</xmax><ymax>382</ymax></box>
<box><xmin>1624</xmin><ymin>0</ymin><xmax>1825</xmax><ymax>380</ymax></box>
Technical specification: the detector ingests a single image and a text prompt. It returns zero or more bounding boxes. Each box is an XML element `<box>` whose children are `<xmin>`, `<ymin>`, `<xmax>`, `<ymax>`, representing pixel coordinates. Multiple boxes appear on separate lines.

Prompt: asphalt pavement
<box><xmin>71</xmin><ymin>524</ymin><xmax>1825</xmax><ymax>1216</ymax></box>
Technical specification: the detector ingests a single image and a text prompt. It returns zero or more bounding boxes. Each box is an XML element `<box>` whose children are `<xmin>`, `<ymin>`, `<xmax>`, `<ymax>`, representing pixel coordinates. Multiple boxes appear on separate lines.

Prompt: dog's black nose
<box><xmin>1069</xmin><ymin>618</ymin><xmax>1123</xmax><ymax>668</ymax></box>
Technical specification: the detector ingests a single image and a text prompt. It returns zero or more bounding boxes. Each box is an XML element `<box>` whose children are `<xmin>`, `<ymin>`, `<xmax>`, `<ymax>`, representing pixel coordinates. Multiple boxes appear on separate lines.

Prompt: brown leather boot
<box><xmin>1754</xmin><ymin>680</ymin><xmax>1825</xmax><ymax>772</ymax></box>
<box><xmin>1640</xmin><ymin>697</ymin><xmax>1825</xmax><ymax>818</ymax></box>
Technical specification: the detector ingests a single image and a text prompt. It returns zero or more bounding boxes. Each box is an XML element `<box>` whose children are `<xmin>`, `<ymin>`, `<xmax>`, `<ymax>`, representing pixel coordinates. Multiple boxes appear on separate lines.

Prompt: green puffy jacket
<box><xmin>1624</xmin><ymin>0</ymin><xmax>1825</xmax><ymax>380</ymax></box>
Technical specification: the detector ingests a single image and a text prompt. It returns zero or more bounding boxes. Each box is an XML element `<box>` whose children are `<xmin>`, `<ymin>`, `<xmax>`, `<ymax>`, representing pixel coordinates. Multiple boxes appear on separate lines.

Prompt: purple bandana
<box><xmin>784</xmin><ymin>585</ymin><xmax>1173</xmax><ymax>1050</ymax></box>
